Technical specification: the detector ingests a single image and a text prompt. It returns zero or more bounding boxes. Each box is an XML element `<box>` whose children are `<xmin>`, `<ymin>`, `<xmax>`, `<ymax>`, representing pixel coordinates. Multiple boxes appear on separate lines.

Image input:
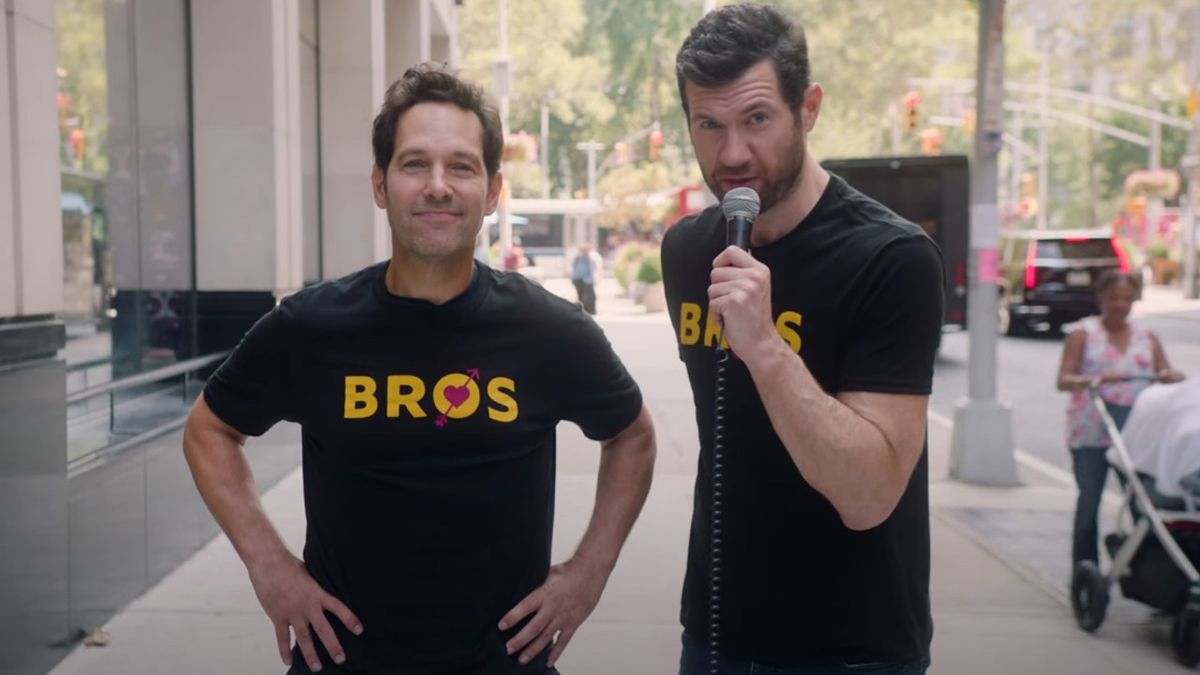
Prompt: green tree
<box><xmin>581</xmin><ymin>0</ymin><xmax>703</xmax><ymax>173</ymax></box>
<box><xmin>1006</xmin><ymin>0</ymin><xmax>1194</xmax><ymax>228</ymax></box>
<box><xmin>56</xmin><ymin>0</ymin><xmax>109</xmax><ymax>174</ymax></box>
<box><xmin>594</xmin><ymin>161</ymin><xmax>686</xmax><ymax>233</ymax></box>
<box><xmin>458</xmin><ymin>0</ymin><xmax>615</xmax><ymax>196</ymax></box>
<box><xmin>779</xmin><ymin>0</ymin><xmax>979</xmax><ymax>159</ymax></box>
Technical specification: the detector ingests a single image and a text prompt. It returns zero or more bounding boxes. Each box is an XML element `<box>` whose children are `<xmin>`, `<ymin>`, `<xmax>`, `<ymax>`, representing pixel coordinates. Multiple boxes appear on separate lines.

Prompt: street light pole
<box><xmin>540</xmin><ymin>91</ymin><xmax>553</xmax><ymax>198</ymax></box>
<box><xmin>1037</xmin><ymin>49</ymin><xmax>1049</xmax><ymax>230</ymax></box>
<box><xmin>1150</xmin><ymin>96</ymin><xmax>1162</xmax><ymax>171</ymax></box>
<box><xmin>576</xmin><ymin>141</ymin><xmax>603</xmax><ymax>200</ymax></box>
<box><xmin>951</xmin><ymin>0</ymin><xmax>1018</xmax><ymax>486</ymax></box>
<box><xmin>1182</xmin><ymin>5</ymin><xmax>1200</xmax><ymax>300</ymax></box>
<box><xmin>494</xmin><ymin>0</ymin><xmax>513</xmax><ymax>259</ymax></box>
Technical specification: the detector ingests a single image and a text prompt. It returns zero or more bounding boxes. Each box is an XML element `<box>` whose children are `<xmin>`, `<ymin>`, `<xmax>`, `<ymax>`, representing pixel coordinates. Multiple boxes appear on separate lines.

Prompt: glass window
<box><xmin>57</xmin><ymin>0</ymin><xmax>114</xmax><ymax>364</ymax></box>
<box><xmin>57</xmin><ymin>0</ymin><xmax>194</xmax><ymax>462</ymax></box>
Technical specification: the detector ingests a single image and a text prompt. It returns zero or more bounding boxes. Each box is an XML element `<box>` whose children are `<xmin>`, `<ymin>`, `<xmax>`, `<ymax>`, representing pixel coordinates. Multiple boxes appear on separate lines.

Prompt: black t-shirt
<box><xmin>661</xmin><ymin>174</ymin><xmax>944</xmax><ymax>666</ymax></box>
<box><xmin>203</xmin><ymin>261</ymin><xmax>642</xmax><ymax>674</ymax></box>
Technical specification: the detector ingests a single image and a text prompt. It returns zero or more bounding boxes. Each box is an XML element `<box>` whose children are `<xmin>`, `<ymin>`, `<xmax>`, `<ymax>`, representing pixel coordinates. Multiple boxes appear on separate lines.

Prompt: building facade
<box><xmin>0</xmin><ymin>1</ymin><xmax>458</xmax><ymax>672</ymax></box>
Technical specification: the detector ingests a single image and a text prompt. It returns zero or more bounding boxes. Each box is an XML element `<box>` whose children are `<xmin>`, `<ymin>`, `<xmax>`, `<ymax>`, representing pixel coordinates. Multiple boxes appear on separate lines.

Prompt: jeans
<box><xmin>1070</xmin><ymin>402</ymin><xmax>1132</xmax><ymax>565</ymax></box>
<box><xmin>572</xmin><ymin>280</ymin><xmax>596</xmax><ymax>315</ymax></box>
<box><xmin>679</xmin><ymin>632</ymin><xmax>929</xmax><ymax>675</ymax></box>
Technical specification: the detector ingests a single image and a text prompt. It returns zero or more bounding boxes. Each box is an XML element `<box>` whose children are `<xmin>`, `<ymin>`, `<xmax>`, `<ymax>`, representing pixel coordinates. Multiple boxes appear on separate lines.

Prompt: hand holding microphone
<box><xmin>709</xmin><ymin>188</ymin><xmax>776</xmax><ymax>363</ymax></box>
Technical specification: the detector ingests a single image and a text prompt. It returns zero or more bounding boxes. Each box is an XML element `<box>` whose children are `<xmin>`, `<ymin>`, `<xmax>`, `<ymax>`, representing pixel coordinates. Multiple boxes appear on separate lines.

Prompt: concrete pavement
<box><xmin>47</xmin><ymin>276</ymin><xmax>1199</xmax><ymax>675</ymax></box>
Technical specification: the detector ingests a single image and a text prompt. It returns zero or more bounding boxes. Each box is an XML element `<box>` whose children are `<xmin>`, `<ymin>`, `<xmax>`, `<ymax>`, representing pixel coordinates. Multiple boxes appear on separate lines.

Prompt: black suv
<box><xmin>998</xmin><ymin>229</ymin><xmax>1131</xmax><ymax>335</ymax></box>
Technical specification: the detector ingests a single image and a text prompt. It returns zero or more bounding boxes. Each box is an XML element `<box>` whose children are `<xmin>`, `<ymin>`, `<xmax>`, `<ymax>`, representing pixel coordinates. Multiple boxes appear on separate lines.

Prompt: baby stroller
<box><xmin>1070</xmin><ymin>377</ymin><xmax>1200</xmax><ymax>667</ymax></box>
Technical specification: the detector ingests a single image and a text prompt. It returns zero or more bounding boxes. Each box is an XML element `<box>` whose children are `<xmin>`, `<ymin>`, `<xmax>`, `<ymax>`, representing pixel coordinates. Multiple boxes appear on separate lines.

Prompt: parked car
<box><xmin>997</xmin><ymin>229</ymin><xmax>1131</xmax><ymax>335</ymax></box>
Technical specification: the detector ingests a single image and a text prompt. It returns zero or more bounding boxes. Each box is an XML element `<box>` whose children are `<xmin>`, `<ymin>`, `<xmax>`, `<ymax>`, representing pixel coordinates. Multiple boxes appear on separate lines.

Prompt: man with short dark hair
<box><xmin>184</xmin><ymin>63</ymin><xmax>655</xmax><ymax>674</ymax></box>
<box><xmin>663</xmin><ymin>5</ymin><xmax>943</xmax><ymax>673</ymax></box>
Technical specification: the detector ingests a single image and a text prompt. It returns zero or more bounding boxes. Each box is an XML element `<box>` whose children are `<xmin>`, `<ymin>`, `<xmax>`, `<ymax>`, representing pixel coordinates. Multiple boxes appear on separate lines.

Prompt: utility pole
<box><xmin>1011</xmin><ymin>114</ymin><xmax>1024</xmax><ymax>216</ymax></box>
<box><xmin>540</xmin><ymin>91</ymin><xmax>554</xmax><ymax>198</ymax></box>
<box><xmin>1183</xmin><ymin>6</ymin><xmax>1200</xmax><ymax>300</ymax></box>
<box><xmin>951</xmin><ymin>0</ymin><xmax>1018</xmax><ymax>486</ymax></box>
<box><xmin>1150</xmin><ymin>96</ymin><xmax>1162</xmax><ymax>171</ymax></box>
<box><xmin>1037</xmin><ymin>47</ymin><xmax>1050</xmax><ymax>229</ymax></box>
<box><xmin>494</xmin><ymin>0</ymin><xmax>513</xmax><ymax>258</ymax></box>
<box><xmin>888</xmin><ymin>102</ymin><xmax>901</xmax><ymax>155</ymax></box>
<box><xmin>576</xmin><ymin>141</ymin><xmax>604</xmax><ymax>199</ymax></box>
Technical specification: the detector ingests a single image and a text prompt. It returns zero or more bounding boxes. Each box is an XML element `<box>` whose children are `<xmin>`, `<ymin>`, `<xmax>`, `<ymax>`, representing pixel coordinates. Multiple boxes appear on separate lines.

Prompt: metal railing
<box><xmin>66</xmin><ymin>351</ymin><xmax>229</xmax><ymax>474</ymax></box>
<box><xmin>66</xmin><ymin>352</ymin><xmax>129</xmax><ymax>392</ymax></box>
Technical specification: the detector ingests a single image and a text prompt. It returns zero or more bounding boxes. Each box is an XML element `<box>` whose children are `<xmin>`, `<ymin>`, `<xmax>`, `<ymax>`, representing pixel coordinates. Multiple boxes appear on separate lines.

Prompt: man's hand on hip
<box><xmin>498</xmin><ymin>556</ymin><xmax>609</xmax><ymax>668</ymax></box>
<box><xmin>248</xmin><ymin>553</ymin><xmax>363</xmax><ymax>672</ymax></box>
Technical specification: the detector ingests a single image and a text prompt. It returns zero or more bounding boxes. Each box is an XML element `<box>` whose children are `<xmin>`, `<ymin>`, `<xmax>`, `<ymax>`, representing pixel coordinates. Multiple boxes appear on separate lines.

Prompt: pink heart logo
<box><xmin>445</xmin><ymin>384</ymin><xmax>470</xmax><ymax>409</ymax></box>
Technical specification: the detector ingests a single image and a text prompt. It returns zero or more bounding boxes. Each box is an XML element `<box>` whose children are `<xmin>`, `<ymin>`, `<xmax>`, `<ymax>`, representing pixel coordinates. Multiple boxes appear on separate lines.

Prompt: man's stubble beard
<box><xmin>702</xmin><ymin>124</ymin><xmax>807</xmax><ymax>215</ymax></box>
<box><xmin>387</xmin><ymin>211</ymin><xmax>480</xmax><ymax>263</ymax></box>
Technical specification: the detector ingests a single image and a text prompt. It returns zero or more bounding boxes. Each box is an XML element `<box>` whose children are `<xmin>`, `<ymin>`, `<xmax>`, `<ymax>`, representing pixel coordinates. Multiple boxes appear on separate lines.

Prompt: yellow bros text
<box><xmin>342</xmin><ymin>373</ymin><xmax>518</xmax><ymax>422</ymax></box>
<box><xmin>677</xmin><ymin>302</ymin><xmax>803</xmax><ymax>353</ymax></box>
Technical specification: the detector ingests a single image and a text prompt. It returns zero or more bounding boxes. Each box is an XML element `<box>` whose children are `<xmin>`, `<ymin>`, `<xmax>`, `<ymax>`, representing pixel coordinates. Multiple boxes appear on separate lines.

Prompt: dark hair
<box><xmin>675</xmin><ymin>3</ymin><xmax>811</xmax><ymax>116</ymax></box>
<box><xmin>1095</xmin><ymin>269</ymin><xmax>1141</xmax><ymax>296</ymax></box>
<box><xmin>371</xmin><ymin>63</ymin><xmax>503</xmax><ymax>178</ymax></box>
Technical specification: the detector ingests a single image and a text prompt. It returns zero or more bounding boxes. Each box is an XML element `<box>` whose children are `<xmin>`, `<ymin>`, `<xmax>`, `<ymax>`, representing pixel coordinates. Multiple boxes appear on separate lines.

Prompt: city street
<box><xmin>37</xmin><ymin>276</ymin><xmax>1200</xmax><ymax>675</ymax></box>
<box><xmin>931</xmin><ymin>296</ymin><xmax>1200</xmax><ymax>475</ymax></box>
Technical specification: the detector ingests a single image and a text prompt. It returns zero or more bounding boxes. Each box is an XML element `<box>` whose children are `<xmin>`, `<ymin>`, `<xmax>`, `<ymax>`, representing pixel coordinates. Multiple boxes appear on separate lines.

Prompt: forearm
<box><xmin>1058</xmin><ymin>373</ymin><xmax>1094</xmax><ymax>392</ymax></box>
<box><xmin>571</xmin><ymin>408</ymin><xmax>655</xmax><ymax>575</ymax></box>
<box><xmin>744</xmin><ymin>341</ymin><xmax>907</xmax><ymax>530</ymax></box>
<box><xmin>183</xmin><ymin>415</ymin><xmax>291</xmax><ymax>573</ymax></box>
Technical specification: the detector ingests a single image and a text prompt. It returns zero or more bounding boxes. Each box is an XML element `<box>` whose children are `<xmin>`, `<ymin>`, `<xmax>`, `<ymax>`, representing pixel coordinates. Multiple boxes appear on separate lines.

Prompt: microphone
<box><xmin>721</xmin><ymin>187</ymin><xmax>760</xmax><ymax>250</ymax></box>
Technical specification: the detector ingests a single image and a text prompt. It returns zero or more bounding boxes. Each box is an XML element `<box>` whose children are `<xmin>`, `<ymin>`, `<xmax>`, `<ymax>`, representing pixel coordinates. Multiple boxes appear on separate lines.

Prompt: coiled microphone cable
<box><xmin>708</xmin><ymin>187</ymin><xmax>760</xmax><ymax>674</ymax></box>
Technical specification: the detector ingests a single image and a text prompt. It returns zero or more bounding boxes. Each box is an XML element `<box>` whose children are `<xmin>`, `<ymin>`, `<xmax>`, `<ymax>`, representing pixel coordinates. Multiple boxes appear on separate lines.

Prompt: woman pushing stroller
<box><xmin>1056</xmin><ymin>269</ymin><xmax>1187</xmax><ymax>568</ymax></box>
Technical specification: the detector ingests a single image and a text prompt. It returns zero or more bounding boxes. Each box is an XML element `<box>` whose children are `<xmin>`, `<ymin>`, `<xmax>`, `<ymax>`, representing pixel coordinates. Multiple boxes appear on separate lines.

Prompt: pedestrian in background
<box><xmin>570</xmin><ymin>244</ymin><xmax>602</xmax><ymax>315</ymax></box>
<box><xmin>1057</xmin><ymin>269</ymin><xmax>1186</xmax><ymax>567</ymax></box>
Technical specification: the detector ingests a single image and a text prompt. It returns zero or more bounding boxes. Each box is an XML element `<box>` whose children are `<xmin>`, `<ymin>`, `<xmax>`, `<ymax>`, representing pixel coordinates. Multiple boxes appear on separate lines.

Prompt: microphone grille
<box><xmin>721</xmin><ymin>187</ymin><xmax>761</xmax><ymax>221</ymax></box>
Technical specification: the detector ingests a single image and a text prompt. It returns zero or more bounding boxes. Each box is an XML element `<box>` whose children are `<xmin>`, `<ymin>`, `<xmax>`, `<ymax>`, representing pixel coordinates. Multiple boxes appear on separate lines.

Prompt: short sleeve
<box><xmin>202</xmin><ymin>306</ymin><xmax>293</xmax><ymax>436</ymax></box>
<box><xmin>661</xmin><ymin>222</ymin><xmax>689</xmax><ymax>362</ymax></box>
<box><xmin>837</xmin><ymin>235</ymin><xmax>945</xmax><ymax>395</ymax></box>
<box><xmin>557</xmin><ymin>311</ymin><xmax>644</xmax><ymax>440</ymax></box>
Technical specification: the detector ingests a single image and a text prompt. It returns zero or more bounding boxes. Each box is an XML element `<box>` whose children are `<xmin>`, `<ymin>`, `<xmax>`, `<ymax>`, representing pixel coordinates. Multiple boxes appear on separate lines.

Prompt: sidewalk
<box><xmin>48</xmin><ymin>276</ymin><xmax>1191</xmax><ymax>675</ymax></box>
<box><xmin>1135</xmin><ymin>283</ymin><xmax>1200</xmax><ymax>320</ymax></box>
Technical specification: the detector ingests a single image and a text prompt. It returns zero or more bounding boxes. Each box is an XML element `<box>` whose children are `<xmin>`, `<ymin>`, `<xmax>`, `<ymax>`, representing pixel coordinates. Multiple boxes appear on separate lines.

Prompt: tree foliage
<box><xmin>458</xmin><ymin>0</ymin><xmax>615</xmax><ymax>197</ymax></box>
<box><xmin>1003</xmin><ymin>0</ymin><xmax>1196</xmax><ymax>228</ymax></box>
<box><xmin>56</xmin><ymin>0</ymin><xmax>109</xmax><ymax>174</ymax></box>
<box><xmin>459</xmin><ymin>0</ymin><xmax>1197</xmax><ymax>234</ymax></box>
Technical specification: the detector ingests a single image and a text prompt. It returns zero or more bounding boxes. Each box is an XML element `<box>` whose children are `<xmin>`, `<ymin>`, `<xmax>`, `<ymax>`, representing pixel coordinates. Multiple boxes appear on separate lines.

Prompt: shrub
<box><xmin>614</xmin><ymin>243</ymin><xmax>646</xmax><ymax>290</ymax></box>
<box><xmin>636</xmin><ymin>252</ymin><xmax>662</xmax><ymax>285</ymax></box>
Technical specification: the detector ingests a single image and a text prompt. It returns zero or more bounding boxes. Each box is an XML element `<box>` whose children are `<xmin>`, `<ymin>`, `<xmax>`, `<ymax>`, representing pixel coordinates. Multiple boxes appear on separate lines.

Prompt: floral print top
<box><xmin>1066</xmin><ymin>316</ymin><xmax>1156</xmax><ymax>449</ymax></box>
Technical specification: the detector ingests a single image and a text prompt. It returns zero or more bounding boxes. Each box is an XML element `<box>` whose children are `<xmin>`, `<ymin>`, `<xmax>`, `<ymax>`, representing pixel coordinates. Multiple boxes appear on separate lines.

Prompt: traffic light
<box><xmin>963</xmin><ymin>108</ymin><xmax>976</xmax><ymax>135</ymax></box>
<box><xmin>69</xmin><ymin>127</ymin><xmax>86</xmax><ymax>166</ymax></box>
<box><xmin>648</xmin><ymin>129</ymin><xmax>664</xmax><ymax>161</ymax></box>
<box><xmin>614</xmin><ymin>141</ymin><xmax>629</xmax><ymax>164</ymax></box>
<box><xmin>1189</xmin><ymin>85</ymin><xmax>1200</xmax><ymax>121</ymax></box>
<box><xmin>902</xmin><ymin>90</ymin><xmax>920</xmax><ymax>132</ymax></box>
<box><xmin>919</xmin><ymin>127</ymin><xmax>942</xmax><ymax>155</ymax></box>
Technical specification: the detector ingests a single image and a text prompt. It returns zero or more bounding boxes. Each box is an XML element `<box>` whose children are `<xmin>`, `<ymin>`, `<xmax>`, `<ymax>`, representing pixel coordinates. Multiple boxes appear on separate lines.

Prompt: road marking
<box><xmin>928</xmin><ymin>409</ymin><xmax>1075</xmax><ymax>488</ymax></box>
<box><xmin>928</xmin><ymin>409</ymin><xmax>1124</xmax><ymax>508</ymax></box>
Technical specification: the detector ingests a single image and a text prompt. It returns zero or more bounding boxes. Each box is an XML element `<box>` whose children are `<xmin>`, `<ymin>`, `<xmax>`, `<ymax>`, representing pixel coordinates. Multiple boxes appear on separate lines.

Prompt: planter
<box><xmin>630</xmin><ymin>281</ymin><xmax>647</xmax><ymax>304</ymax></box>
<box><xmin>1150</xmin><ymin>258</ymin><xmax>1180</xmax><ymax>285</ymax></box>
<box><xmin>640</xmin><ymin>281</ymin><xmax>666</xmax><ymax>313</ymax></box>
